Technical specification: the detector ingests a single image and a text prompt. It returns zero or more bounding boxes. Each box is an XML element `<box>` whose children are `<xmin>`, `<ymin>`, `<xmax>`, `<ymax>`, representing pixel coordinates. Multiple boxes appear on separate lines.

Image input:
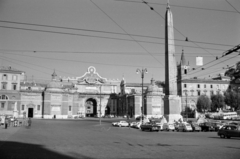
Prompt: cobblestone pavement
<box><xmin>0</xmin><ymin>118</ymin><xmax>240</xmax><ymax>159</ymax></box>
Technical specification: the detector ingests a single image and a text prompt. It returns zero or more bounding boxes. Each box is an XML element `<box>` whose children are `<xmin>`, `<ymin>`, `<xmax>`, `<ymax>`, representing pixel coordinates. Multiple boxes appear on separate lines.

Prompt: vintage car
<box><xmin>140</xmin><ymin>122</ymin><xmax>160</xmax><ymax>132</ymax></box>
<box><xmin>177</xmin><ymin>122</ymin><xmax>193</xmax><ymax>132</ymax></box>
<box><xmin>218</xmin><ymin>125</ymin><xmax>240</xmax><ymax>139</ymax></box>
<box><xmin>162</xmin><ymin>123</ymin><xmax>175</xmax><ymax>131</ymax></box>
<box><xmin>190</xmin><ymin>123</ymin><xmax>201</xmax><ymax>132</ymax></box>
<box><xmin>112</xmin><ymin>121</ymin><xmax>129</xmax><ymax>127</ymax></box>
<box><xmin>199</xmin><ymin>122</ymin><xmax>215</xmax><ymax>131</ymax></box>
<box><xmin>117</xmin><ymin>121</ymin><xmax>129</xmax><ymax>127</ymax></box>
<box><xmin>211</xmin><ymin>122</ymin><xmax>223</xmax><ymax>131</ymax></box>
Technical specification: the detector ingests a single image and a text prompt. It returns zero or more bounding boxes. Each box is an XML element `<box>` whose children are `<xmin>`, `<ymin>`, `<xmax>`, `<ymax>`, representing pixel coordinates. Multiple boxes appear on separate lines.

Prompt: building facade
<box><xmin>177</xmin><ymin>50</ymin><xmax>230</xmax><ymax>111</ymax></box>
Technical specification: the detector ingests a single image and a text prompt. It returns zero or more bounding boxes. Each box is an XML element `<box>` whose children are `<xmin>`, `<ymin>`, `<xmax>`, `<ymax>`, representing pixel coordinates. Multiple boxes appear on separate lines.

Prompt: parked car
<box><xmin>211</xmin><ymin>122</ymin><xmax>223</xmax><ymax>131</ymax></box>
<box><xmin>177</xmin><ymin>122</ymin><xmax>193</xmax><ymax>132</ymax></box>
<box><xmin>162</xmin><ymin>123</ymin><xmax>175</xmax><ymax>131</ymax></box>
<box><xmin>129</xmin><ymin>122</ymin><xmax>137</xmax><ymax>127</ymax></box>
<box><xmin>190</xmin><ymin>123</ymin><xmax>201</xmax><ymax>132</ymax></box>
<box><xmin>149</xmin><ymin>120</ymin><xmax>163</xmax><ymax>131</ymax></box>
<box><xmin>218</xmin><ymin>125</ymin><xmax>240</xmax><ymax>139</ymax></box>
<box><xmin>112</xmin><ymin>121</ymin><xmax>129</xmax><ymax>127</ymax></box>
<box><xmin>199</xmin><ymin>122</ymin><xmax>215</xmax><ymax>131</ymax></box>
<box><xmin>140</xmin><ymin>122</ymin><xmax>160</xmax><ymax>132</ymax></box>
<box><xmin>117</xmin><ymin>121</ymin><xmax>129</xmax><ymax>127</ymax></box>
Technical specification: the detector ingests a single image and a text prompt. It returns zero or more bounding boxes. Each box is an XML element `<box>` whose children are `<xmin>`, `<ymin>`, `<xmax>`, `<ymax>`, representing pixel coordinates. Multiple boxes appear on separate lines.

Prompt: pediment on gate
<box><xmin>76</xmin><ymin>66</ymin><xmax>107</xmax><ymax>84</ymax></box>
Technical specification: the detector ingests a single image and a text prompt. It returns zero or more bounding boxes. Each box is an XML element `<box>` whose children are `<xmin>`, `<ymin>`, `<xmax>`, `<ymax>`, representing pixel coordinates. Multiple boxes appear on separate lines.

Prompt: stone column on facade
<box><xmin>164</xmin><ymin>3</ymin><xmax>182</xmax><ymax>123</ymax></box>
<box><xmin>13</xmin><ymin>102</ymin><xmax>18</xmax><ymax>118</ymax></box>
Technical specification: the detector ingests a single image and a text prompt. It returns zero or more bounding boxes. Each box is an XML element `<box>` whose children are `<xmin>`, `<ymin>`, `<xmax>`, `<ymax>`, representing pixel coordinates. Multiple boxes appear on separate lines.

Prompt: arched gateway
<box><xmin>85</xmin><ymin>98</ymin><xmax>97</xmax><ymax>117</ymax></box>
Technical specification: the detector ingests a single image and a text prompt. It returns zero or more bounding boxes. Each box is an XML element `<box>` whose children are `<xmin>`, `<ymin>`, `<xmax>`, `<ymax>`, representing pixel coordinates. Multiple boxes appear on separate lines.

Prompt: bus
<box><xmin>219</xmin><ymin>112</ymin><xmax>238</xmax><ymax>120</ymax></box>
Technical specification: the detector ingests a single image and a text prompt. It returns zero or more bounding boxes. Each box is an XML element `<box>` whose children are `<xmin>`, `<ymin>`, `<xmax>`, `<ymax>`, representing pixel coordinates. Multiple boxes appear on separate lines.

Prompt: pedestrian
<box><xmin>5</xmin><ymin>117</ymin><xmax>8</xmax><ymax>129</ymax></box>
<box><xmin>28</xmin><ymin>118</ymin><xmax>32</xmax><ymax>127</ymax></box>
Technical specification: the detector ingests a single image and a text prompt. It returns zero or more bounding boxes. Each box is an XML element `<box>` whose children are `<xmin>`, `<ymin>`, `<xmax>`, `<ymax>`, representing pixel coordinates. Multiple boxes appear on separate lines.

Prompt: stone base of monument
<box><xmin>164</xmin><ymin>95</ymin><xmax>183</xmax><ymax>123</ymax></box>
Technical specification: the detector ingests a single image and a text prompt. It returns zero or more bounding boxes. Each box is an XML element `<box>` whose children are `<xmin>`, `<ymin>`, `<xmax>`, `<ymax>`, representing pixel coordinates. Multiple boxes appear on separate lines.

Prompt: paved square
<box><xmin>0</xmin><ymin>119</ymin><xmax>240</xmax><ymax>159</ymax></box>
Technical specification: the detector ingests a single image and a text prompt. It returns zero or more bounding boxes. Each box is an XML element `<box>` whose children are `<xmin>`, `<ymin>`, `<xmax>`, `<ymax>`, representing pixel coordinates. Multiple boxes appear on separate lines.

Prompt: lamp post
<box><xmin>136</xmin><ymin>68</ymin><xmax>148</xmax><ymax>124</ymax></box>
<box><xmin>237</xmin><ymin>87</ymin><xmax>240</xmax><ymax>110</ymax></box>
<box><xmin>99</xmin><ymin>85</ymin><xmax>102</xmax><ymax>125</ymax></box>
<box><xmin>183</xmin><ymin>90</ymin><xmax>188</xmax><ymax>121</ymax></box>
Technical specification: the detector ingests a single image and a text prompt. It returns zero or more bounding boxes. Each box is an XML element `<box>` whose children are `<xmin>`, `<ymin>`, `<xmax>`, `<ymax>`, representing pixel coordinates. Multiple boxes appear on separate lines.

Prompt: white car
<box><xmin>118</xmin><ymin>121</ymin><xmax>129</xmax><ymax>127</ymax></box>
<box><xmin>112</xmin><ymin>121</ymin><xmax>129</xmax><ymax>127</ymax></box>
<box><xmin>162</xmin><ymin>123</ymin><xmax>175</xmax><ymax>131</ymax></box>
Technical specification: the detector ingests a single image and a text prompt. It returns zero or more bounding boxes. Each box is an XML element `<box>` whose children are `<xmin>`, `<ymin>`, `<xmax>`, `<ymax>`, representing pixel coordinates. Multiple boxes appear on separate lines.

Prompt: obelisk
<box><xmin>164</xmin><ymin>3</ymin><xmax>182</xmax><ymax>122</ymax></box>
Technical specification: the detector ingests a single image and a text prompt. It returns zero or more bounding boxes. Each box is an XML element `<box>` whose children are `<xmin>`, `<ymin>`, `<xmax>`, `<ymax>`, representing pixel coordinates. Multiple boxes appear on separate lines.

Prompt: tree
<box><xmin>224</xmin><ymin>90</ymin><xmax>239</xmax><ymax>111</ymax></box>
<box><xmin>181</xmin><ymin>107</ymin><xmax>195</xmax><ymax>118</ymax></box>
<box><xmin>196</xmin><ymin>95</ymin><xmax>211</xmax><ymax>113</ymax></box>
<box><xmin>210</xmin><ymin>94</ymin><xmax>225</xmax><ymax>112</ymax></box>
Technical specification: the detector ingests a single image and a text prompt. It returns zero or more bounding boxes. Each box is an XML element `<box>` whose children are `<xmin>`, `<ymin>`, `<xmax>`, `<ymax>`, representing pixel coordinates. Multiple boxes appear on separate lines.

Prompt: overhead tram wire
<box><xmin>0</xmin><ymin>55</ymin><xmax>52</xmax><ymax>76</ymax></box>
<box><xmin>196</xmin><ymin>66</ymin><xmax>234</xmax><ymax>78</ymax></box>
<box><xmin>0</xmin><ymin>20</ymin><xmax>233</xmax><ymax>48</ymax></box>
<box><xmin>114</xmin><ymin>0</ymin><xmax>238</xmax><ymax>13</ymax></box>
<box><xmin>89</xmin><ymin>0</ymin><xmax>163</xmax><ymax>66</ymax></box>
<box><xmin>0</xmin><ymin>51</ymin><xmax>163</xmax><ymax>68</ymax></box>
<box><xmin>141</xmin><ymin>1</ymin><xmax>238</xmax><ymax>75</ymax></box>
<box><xmin>0</xmin><ymin>54</ymin><xmax>80</xmax><ymax>76</ymax></box>
<box><xmin>225</xmin><ymin>0</ymin><xmax>240</xmax><ymax>15</ymax></box>
<box><xmin>0</xmin><ymin>26</ymin><xmax>226</xmax><ymax>52</ymax></box>
<box><xmin>142</xmin><ymin>1</ymin><xmax>219</xmax><ymax>58</ymax></box>
<box><xmin>186</xmin><ymin>44</ymin><xmax>240</xmax><ymax>75</ymax></box>
<box><xmin>0</xmin><ymin>49</ymin><xmax>222</xmax><ymax>57</ymax></box>
<box><xmin>187</xmin><ymin>53</ymin><xmax>240</xmax><ymax>77</ymax></box>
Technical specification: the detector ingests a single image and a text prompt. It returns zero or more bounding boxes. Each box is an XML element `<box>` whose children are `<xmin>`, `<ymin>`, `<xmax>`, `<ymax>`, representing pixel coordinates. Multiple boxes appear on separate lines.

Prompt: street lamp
<box><xmin>136</xmin><ymin>68</ymin><xmax>148</xmax><ymax>124</ymax></box>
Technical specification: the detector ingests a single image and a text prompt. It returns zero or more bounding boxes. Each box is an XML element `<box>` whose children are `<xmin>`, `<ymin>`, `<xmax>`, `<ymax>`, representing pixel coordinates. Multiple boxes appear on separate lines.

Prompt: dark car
<box><xmin>218</xmin><ymin>125</ymin><xmax>240</xmax><ymax>139</ymax></box>
<box><xmin>199</xmin><ymin>122</ymin><xmax>215</xmax><ymax>132</ymax></box>
<box><xmin>140</xmin><ymin>122</ymin><xmax>160</xmax><ymax>132</ymax></box>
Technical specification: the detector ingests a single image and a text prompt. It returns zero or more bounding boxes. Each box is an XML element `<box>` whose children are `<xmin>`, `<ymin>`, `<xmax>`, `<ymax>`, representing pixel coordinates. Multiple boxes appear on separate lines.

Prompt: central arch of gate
<box><xmin>85</xmin><ymin>98</ymin><xmax>97</xmax><ymax>117</ymax></box>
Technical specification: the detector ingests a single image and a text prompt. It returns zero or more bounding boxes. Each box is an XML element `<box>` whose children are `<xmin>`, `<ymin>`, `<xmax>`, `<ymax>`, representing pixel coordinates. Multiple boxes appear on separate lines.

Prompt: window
<box><xmin>69</xmin><ymin>106</ymin><xmax>72</xmax><ymax>111</ymax></box>
<box><xmin>210</xmin><ymin>85</ymin><xmax>213</xmax><ymax>88</ymax></box>
<box><xmin>197</xmin><ymin>91</ymin><xmax>201</xmax><ymax>96</ymax></box>
<box><xmin>184</xmin><ymin>84</ymin><xmax>187</xmax><ymax>88</ymax></box>
<box><xmin>0</xmin><ymin>95</ymin><xmax>8</xmax><ymax>100</ymax></box>
<box><xmin>22</xmin><ymin>105</ymin><xmax>25</xmax><ymax>110</ymax></box>
<box><xmin>204</xmin><ymin>84</ymin><xmax>206</xmax><ymax>88</ymax></box>
<box><xmin>2</xmin><ymin>74</ymin><xmax>7</xmax><ymax>80</ymax></box>
<box><xmin>1</xmin><ymin>102</ymin><xmax>5</xmax><ymax>109</ymax></box>
<box><xmin>12</xmin><ymin>83</ymin><xmax>17</xmax><ymax>90</ymax></box>
<box><xmin>197</xmin><ymin>84</ymin><xmax>200</xmax><ymax>88</ymax></box>
<box><xmin>12</xmin><ymin>75</ymin><xmax>17</xmax><ymax>80</ymax></box>
<box><xmin>2</xmin><ymin>83</ymin><xmax>7</xmax><ymax>90</ymax></box>
<box><xmin>37</xmin><ymin>105</ymin><xmax>41</xmax><ymax>111</ymax></box>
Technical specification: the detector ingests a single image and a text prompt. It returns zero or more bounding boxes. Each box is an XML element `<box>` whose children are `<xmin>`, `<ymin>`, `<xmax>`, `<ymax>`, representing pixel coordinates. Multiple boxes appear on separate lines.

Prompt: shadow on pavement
<box><xmin>0</xmin><ymin>141</ymin><xmax>93</xmax><ymax>159</ymax></box>
<box><xmin>208</xmin><ymin>137</ymin><xmax>240</xmax><ymax>140</ymax></box>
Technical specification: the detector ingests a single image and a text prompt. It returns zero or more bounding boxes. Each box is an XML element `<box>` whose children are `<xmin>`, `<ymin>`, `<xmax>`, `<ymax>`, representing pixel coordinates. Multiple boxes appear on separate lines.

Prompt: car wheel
<box><xmin>150</xmin><ymin>128</ymin><xmax>152</xmax><ymax>132</ymax></box>
<box><xmin>226</xmin><ymin>135</ymin><xmax>231</xmax><ymax>139</ymax></box>
<box><xmin>220</xmin><ymin>134</ymin><xmax>225</xmax><ymax>138</ymax></box>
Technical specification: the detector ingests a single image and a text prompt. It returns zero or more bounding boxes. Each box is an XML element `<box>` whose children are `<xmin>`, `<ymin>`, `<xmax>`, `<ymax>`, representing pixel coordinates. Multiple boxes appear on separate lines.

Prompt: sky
<box><xmin>0</xmin><ymin>0</ymin><xmax>239</xmax><ymax>83</ymax></box>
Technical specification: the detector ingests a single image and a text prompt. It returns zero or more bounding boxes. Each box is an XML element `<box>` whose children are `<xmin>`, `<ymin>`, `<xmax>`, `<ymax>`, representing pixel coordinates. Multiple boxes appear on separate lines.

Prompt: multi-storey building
<box><xmin>0</xmin><ymin>66</ymin><xmax>24</xmax><ymax>116</ymax></box>
<box><xmin>177</xmin><ymin>50</ymin><xmax>230</xmax><ymax>111</ymax></box>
